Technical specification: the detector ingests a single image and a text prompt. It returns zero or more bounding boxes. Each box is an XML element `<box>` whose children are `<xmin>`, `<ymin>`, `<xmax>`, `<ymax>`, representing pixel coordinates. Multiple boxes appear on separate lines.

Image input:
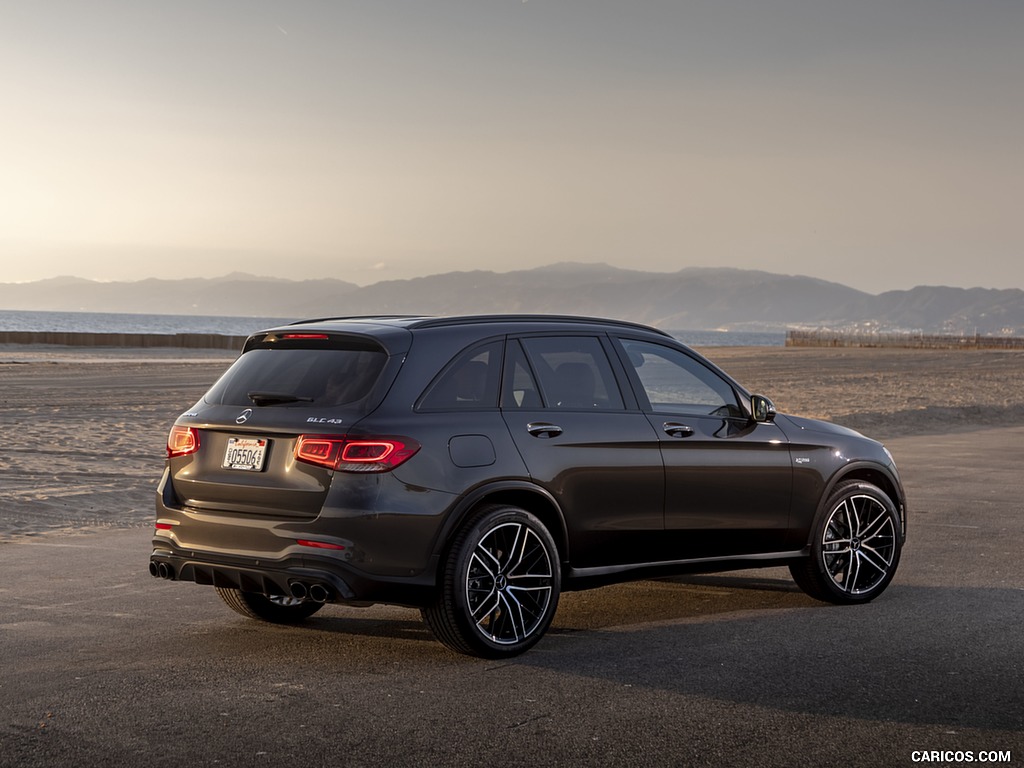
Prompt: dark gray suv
<box><xmin>150</xmin><ymin>315</ymin><xmax>906</xmax><ymax>658</ymax></box>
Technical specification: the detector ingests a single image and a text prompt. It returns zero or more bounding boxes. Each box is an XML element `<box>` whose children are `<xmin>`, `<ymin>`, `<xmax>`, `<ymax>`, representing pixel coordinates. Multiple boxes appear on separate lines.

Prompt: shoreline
<box><xmin>0</xmin><ymin>330</ymin><xmax>246</xmax><ymax>350</ymax></box>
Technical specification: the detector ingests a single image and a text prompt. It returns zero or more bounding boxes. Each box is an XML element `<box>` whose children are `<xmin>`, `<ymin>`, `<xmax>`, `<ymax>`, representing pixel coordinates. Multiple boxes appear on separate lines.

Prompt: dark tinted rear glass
<box><xmin>204</xmin><ymin>345</ymin><xmax>387</xmax><ymax>408</ymax></box>
<box><xmin>521</xmin><ymin>336</ymin><xmax>624</xmax><ymax>410</ymax></box>
<box><xmin>417</xmin><ymin>341</ymin><xmax>502</xmax><ymax>411</ymax></box>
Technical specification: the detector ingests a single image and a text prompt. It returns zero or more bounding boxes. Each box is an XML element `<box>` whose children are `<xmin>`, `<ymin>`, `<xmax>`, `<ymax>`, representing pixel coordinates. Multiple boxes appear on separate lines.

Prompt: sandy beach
<box><xmin>0</xmin><ymin>347</ymin><xmax>236</xmax><ymax>541</ymax></box>
<box><xmin>2</xmin><ymin>343</ymin><xmax>1023</xmax><ymax>541</ymax></box>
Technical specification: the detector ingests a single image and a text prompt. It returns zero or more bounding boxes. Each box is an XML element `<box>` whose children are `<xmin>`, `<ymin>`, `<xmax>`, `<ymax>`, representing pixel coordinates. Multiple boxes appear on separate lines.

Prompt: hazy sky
<box><xmin>3</xmin><ymin>1</ymin><xmax>1021</xmax><ymax>293</ymax></box>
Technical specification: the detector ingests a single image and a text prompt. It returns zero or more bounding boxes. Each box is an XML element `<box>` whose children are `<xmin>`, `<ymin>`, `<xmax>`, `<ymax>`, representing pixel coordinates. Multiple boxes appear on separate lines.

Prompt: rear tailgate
<box><xmin>164</xmin><ymin>329</ymin><xmax>405</xmax><ymax>519</ymax></box>
<box><xmin>171</xmin><ymin>426</ymin><xmax>332</xmax><ymax>518</ymax></box>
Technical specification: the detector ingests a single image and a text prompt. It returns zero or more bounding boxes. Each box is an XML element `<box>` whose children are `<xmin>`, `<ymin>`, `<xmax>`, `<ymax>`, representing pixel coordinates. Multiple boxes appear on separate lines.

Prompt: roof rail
<box><xmin>406</xmin><ymin>314</ymin><xmax>671</xmax><ymax>337</ymax></box>
<box><xmin>282</xmin><ymin>314</ymin><xmax>672</xmax><ymax>338</ymax></box>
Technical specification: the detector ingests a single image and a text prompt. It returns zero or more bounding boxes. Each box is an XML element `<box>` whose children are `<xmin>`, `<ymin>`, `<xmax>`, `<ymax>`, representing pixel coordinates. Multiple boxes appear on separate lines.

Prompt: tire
<box><xmin>422</xmin><ymin>504</ymin><xmax>561</xmax><ymax>658</ymax></box>
<box><xmin>790</xmin><ymin>480</ymin><xmax>902</xmax><ymax>604</ymax></box>
<box><xmin>215</xmin><ymin>587</ymin><xmax>324</xmax><ymax>624</ymax></box>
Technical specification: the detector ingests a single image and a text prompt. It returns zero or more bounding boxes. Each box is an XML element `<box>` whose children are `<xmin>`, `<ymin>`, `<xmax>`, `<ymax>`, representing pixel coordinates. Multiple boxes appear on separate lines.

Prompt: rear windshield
<box><xmin>204</xmin><ymin>346</ymin><xmax>388</xmax><ymax>408</ymax></box>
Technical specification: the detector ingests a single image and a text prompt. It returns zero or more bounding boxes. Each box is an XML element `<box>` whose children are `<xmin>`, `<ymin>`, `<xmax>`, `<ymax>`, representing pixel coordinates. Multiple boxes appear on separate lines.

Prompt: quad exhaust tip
<box><xmin>309</xmin><ymin>584</ymin><xmax>331</xmax><ymax>603</ymax></box>
<box><xmin>149</xmin><ymin>560</ymin><xmax>175</xmax><ymax>580</ymax></box>
<box><xmin>150</xmin><ymin>564</ymin><xmax>334</xmax><ymax>600</ymax></box>
<box><xmin>290</xmin><ymin>581</ymin><xmax>333</xmax><ymax>603</ymax></box>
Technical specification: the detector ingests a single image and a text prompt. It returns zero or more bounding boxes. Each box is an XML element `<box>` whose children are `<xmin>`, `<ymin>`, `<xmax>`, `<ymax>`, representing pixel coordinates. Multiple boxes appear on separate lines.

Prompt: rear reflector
<box><xmin>155</xmin><ymin>523</ymin><xmax>174</xmax><ymax>531</ymax></box>
<box><xmin>296</xmin><ymin>539</ymin><xmax>345</xmax><ymax>550</ymax></box>
<box><xmin>167</xmin><ymin>425</ymin><xmax>200</xmax><ymax>458</ymax></box>
<box><xmin>295</xmin><ymin>435</ymin><xmax>420</xmax><ymax>473</ymax></box>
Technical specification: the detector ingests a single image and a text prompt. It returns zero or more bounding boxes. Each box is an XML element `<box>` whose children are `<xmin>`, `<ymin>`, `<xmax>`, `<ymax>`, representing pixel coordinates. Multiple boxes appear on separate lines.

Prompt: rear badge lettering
<box><xmin>307</xmin><ymin>417</ymin><xmax>344</xmax><ymax>425</ymax></box>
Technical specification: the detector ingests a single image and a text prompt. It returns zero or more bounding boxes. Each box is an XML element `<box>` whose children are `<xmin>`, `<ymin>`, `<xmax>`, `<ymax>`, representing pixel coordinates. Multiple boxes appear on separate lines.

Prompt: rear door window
<box><xmin>519</xmin><ymin>336</ymin><xmax>625</xmax><ymax>410</ymax></box>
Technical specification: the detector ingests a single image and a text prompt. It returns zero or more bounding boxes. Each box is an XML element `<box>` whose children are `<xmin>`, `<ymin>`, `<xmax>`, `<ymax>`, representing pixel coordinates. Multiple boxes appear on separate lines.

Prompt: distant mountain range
<box><xmin>2</xmin><ymin>264</ymin><xmax>1023</xmax><ymax>335</ymax></box>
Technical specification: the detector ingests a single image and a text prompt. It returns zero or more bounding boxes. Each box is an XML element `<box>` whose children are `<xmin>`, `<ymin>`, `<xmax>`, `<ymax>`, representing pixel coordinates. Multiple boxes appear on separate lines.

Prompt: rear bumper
<box><xmin>149</xmin><ymin>542</ymin><xmax>437</xmax><ymax>607</ymax></box>
<box><xmin>152</xmin><ymin>465</ymin><xmax>455</xmax><ymax>606</ymax></box>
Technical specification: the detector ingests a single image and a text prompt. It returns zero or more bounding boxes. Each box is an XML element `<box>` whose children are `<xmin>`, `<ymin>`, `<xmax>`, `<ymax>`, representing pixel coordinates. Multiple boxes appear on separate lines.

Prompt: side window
<box><xmin>520</xmin><ymin>336</ymin><xmax>625</xmax><ymax>411</ymax></box>
<box><xmin>417</xmin><ymin>341</ymin><xmax>502</xmax><ymax>410</ymax></box>
<box><xmin>619</xmin><ymin>339</ymin><xmax>742</xmax><ymax>417</ymax></box>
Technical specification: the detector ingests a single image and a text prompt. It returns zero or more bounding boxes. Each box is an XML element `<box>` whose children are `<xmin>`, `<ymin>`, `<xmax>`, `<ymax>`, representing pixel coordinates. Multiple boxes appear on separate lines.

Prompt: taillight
<box><xmin>167</xmin><ymin>425</ymin><xmax>200</xmax><ymax>458</ymax></box>
<box><xmin>294</xmin><ymin>435</ymin><xmax>420</xmax><ymax>473</ymax></box>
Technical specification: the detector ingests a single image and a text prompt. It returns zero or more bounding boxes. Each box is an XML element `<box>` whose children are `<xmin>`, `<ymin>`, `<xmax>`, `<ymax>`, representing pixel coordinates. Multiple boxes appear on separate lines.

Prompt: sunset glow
<box><xmin>2</xmin><ymin>1</ymin><xmax>1021</xmax><ymax>292</ymax></box>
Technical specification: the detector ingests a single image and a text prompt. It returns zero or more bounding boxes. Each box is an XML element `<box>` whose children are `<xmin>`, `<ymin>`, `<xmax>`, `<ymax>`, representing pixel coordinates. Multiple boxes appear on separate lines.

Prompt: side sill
<box><xmin>564</xmin><ymin>549</ymin><xmax>808</xmax><ymax>590</ymax></box>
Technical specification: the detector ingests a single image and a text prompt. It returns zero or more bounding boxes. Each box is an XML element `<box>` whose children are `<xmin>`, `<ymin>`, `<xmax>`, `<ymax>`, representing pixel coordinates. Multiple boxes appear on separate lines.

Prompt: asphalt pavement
<box><xmin>1</xmin><ymin>426</ymin><xmax>1022</xmax><ymax>767</ymax></box>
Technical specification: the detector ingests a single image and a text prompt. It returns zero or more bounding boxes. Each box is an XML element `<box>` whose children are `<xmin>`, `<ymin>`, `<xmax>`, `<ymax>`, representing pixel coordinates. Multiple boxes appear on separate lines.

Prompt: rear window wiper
<box><xmin>247</xmin><ymin>391</ymin><xmax>314</xmax><ymax>407</ymax></box>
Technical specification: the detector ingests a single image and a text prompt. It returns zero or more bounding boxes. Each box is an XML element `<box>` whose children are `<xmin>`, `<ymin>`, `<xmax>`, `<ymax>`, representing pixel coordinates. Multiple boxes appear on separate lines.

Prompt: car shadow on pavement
<box><xmin>196</xmin><ymin>574</ymin><xmax>1023</xmax><ymax>733</ymax></box>
<box><xmin>529</xmin><ymin>581</ymin><xmax>1024</xmax><ymax>733</ymax></box>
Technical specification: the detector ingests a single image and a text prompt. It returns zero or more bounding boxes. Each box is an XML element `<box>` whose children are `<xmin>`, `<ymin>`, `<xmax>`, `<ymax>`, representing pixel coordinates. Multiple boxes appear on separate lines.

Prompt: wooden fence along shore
<box><xmin>0</xmin><ymin>331</ymin><xmax>247</xmax><ymax>350</ymax></box>
<box><xmin>786</xmin><ymin>330</ymin><xmax>1024</xmax><ymax>350</ymax></box>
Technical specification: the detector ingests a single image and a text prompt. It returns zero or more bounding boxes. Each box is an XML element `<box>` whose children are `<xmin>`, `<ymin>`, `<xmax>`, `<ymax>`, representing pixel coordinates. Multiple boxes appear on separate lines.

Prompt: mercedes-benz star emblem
<box><xmin>236</xmin><ymin>409</ymin><xmax>253</xmax><ymax>424</ymax></box>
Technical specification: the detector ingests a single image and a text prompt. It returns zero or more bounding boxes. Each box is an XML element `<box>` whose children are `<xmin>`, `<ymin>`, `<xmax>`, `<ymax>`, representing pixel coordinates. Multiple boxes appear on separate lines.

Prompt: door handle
<box><xmin>527</xmin><ymin>422</ymin><xmax>563</xmax><ymax>439</ymax></box>
<box><xmin>663</xmin><ymin>422</ymin><xmax>694</xmax><ymax>438</ymax></box>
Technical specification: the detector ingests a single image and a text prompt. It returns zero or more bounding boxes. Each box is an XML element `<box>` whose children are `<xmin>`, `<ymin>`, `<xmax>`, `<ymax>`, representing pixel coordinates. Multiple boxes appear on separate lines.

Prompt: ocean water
<box><xmin>0</xmin><ymin>309</ymin><xmax>297</xmax><ymax>336</ymax></box>
<box><xmin>670</xmin><ymin>329</ymin><xmax>785</xmax><ymax>347</ymax></box>
<box><xmin>0</xmin><ymin>310</ymin><xmax>786</xmax><ymax>347</ymax></box>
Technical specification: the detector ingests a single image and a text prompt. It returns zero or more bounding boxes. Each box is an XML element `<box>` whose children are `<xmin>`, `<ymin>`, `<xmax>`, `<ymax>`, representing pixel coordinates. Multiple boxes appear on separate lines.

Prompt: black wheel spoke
<box><xmin>860</xmin><ymin>509</ymin><xmax>891</xmax><ymax>541</ymax></box>
<box><xmin>846</xmin><ymin>550</ymin><xmax>862</xmax><ymax>592</ymax></box>
<box><xmin>473</xmin><ymin>544</ymin><xmax>502</xmax><ymax>575</ymax></box>
<box><xmin>858</xmin><ymin>545</ymin><xmax>892</xmax><ymax>575</ymax></box>
<box><xmin>497</xmin><ymin>590</ymin><xmax>526</xmax><ymax>643</ymax></box>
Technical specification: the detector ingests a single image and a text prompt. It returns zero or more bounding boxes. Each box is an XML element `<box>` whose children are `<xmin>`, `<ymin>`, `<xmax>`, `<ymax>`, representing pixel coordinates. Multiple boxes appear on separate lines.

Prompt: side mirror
<box><xmin>751</xmin><ymin>394</ymin><xmax>777</xmax><ymax>423</ymax></box>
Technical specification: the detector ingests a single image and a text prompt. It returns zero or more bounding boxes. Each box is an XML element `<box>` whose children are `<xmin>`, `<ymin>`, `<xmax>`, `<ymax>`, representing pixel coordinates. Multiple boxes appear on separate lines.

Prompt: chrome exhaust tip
<box><xmin>309</xmin><ymin>584</ymin><xmax>331</xmax><ymax>603</ymax></box>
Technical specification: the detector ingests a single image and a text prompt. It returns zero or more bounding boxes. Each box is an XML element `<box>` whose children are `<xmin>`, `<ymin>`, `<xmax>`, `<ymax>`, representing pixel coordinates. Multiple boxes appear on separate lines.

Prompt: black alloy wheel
<box><xmin>422</xmin><ymin>504</ymin><xmax>561</xmax><ymax>658</ymax></box>
<box><xmin>790</xmin><ymin>480</ymin><xmax>902</xmax><ymax>604</ymax></box>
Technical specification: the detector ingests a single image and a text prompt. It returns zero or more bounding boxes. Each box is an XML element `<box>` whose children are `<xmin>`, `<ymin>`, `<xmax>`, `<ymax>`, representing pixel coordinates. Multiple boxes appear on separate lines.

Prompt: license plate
<box><xmin>222</xmin><ymin>437</ymin><xmax>268</xmax><ymax>471</ymax></box>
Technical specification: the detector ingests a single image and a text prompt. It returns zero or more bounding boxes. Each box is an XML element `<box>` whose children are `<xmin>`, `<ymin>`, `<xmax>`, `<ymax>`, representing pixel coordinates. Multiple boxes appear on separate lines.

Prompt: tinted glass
<box><xmin>418</xmin><ymin>341</ymin><xmax>502</xmax><ymax>410</ymax></box>
<box><xmin>620</xmin><ymin>339</ymin><xmax>741</xmax><ymax>416</ymax></box>
<box><xmin>501</xmin><ymin>340</ymin><xmax>543</xmax><ymax>409</ymax></box>
<box><xmin>520</xmin><ymin>336</ymin><xmax>624</xmax><ymax>410</ymax></box>
<box><xmin>205</xmin><ymin>347</ymin><xmax>387</xmax><ymax>407</ymax></box>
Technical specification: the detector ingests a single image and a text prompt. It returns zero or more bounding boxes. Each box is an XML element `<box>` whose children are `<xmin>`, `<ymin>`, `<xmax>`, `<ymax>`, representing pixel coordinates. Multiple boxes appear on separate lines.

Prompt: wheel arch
<box><xmin>431</xmin><ymin>481</ymin><xmax>570</xmax><ymax>567</ymax></box>
<box><xmin>817</xmin><ymin>462</ymin><xmax>906</xmax><ymax>542</ymax></box>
